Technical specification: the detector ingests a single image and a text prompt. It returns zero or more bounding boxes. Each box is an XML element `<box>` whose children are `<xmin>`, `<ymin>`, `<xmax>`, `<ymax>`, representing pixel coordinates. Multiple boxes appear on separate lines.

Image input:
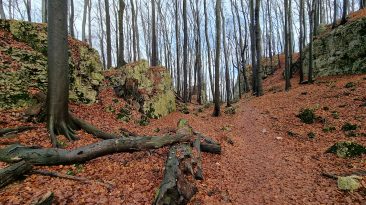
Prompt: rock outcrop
<box><xmin>303</xmin><ymin>17</ymin><xmax>366</xmax><ymax>78</ymax></box>
<box><xmin>105</xmin><ymin>61</ymin><xmax>176</xmax><ymax>119</ymax></box>
<box><xmin>0</xmin><ymin>20</ymin><xmax>104</xmax><ymax>110</ymax></box>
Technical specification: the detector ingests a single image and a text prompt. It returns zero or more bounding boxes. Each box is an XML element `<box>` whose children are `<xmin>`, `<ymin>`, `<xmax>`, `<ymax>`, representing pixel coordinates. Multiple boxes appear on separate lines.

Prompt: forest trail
<box><xmin>198</xmin><ymin>103</ymin><xmax>318</xmax><ymax>204</ymax></box>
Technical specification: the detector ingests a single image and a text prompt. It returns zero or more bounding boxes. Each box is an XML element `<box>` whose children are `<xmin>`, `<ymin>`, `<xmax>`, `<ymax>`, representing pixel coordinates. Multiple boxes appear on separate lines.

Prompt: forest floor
<box><xmin>1</xmin><ymin>66</ymin><xmax>365</xmax><ymax>204</ymax></box>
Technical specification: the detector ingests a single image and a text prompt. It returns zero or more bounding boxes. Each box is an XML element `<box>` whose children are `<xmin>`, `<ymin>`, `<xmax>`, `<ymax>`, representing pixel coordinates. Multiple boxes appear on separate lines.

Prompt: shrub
<box><xmin>297</xmin><ymin>108</ymin><xmax>316</xmax><ymax>124</ymax></box>
<box><xmin>342</xmin><ymin>123</ymin><xmax>358</xmax><ymax>131</ymax></box>
<box><xmin>345</xmin><ymin>82</ymin><xmax>356</xmax><ymax>88</ymax></box>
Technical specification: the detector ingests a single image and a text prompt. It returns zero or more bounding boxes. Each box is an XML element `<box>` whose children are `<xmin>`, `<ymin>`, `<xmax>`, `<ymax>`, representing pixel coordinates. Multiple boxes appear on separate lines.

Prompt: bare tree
<box><xmin>204</xmin><ymin>0</ymin><xmax>214</xmax><ymax>98</ymax></box>
<box><xmin>213</xmin><ymin>0</ymin><xmax>222</xmax><ymax>117</ymax></box>
<box><xmin>82</xmin><ymin>0</ymin><xmax>89</xmax><ymax>42</ymax></box>
<box><xmin>23</xmin><ymin>0</ymin><xmax>31</xmax><ymax>21</ymax></box>
<box><xmin>151</xmin><ymin>0</ymin><xmax>159</xmax><ymax>66</ymax></box>
<box><xmin>183</xmin><ymin>0</ymin><xmax>188</xmax><ymax>102</ymax></box>
<box><xmin>105</xmin><ymin>0</ymin><xmax>112</xmax><ymax>68</ymax></box>
<box><xmin>341</xmin><ymin>0</ymin><xmax>349</xmax><ymax>24</ymax></box>
<box><xmin>0</xmin><ymin>0</ymin><xmax>5</xmax><ymax>19</ymax></box>
<box><xmin>118</xmin><ymin>0</ymin><xmax>126</xmax><ymax>67</ymax></box>
<box><xmin>221</xmin><ymin>8</ymin><xmax>231</xmax><ymax>106</ymax></box>
<box><xmin>69</xmin><ymin>0</ymin><xmax>75</xmax><ymax>37</ymax></box>
<box><xmin>255</xmin><ymin>0</ymin><xmax>263</xmax><ymax>96</ymax></box>
<box><xmin>42</xmin><ymin>0</ymin><xmax>47</xmax><ymax>23</ymax></box>
<box><xmin>175</xmin><ymin>0</ymin><xmax>181</xmax><ymax>96</ymax></box>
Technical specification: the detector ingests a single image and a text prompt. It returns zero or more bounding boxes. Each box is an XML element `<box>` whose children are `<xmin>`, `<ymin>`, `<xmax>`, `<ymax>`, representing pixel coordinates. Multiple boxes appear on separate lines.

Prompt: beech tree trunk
<box><xmin>255</xmin><ymin>0</ymin><xmax>263</xmax><ymax>96</ymax></box>
<box><xmin>68</xmin><ymin>0</ymin><xmax>75</xmax><ymax>37</ymax></box>
<box><xmin>151</xmin><ymin>0</ymin><xmax>159</xmax><ymax>66</ymax></box>
<box><xmin>203</xmin><ymin>0</ymin><xmax>215</xmax><ymax>98</ymax></box>
<box><xmin>213</xmin><ymin>0</ymin><xmax>222</xmax><ymax>117</ymax></box>
<box><xmin>117</xmin><ymin>0</ymin><xmax>126</xmax><ymax>67</ymax></box>
<box><xmin>0</xmin><ymin>0</ymin><xmax>5</xmax><ymax>19</ymax></box>
<box><xmin>105</xmin><ymin>0</ymin><xmax>112</xmax><ymax>69</ymax></box>
<box><xmin>182</xmin><ymin>0</ymin><xmax>188</xmax><ymax>103</ymax></box>
<box><xmin>341</xmin><ymin>0</ymin><xmax>348</xmax><ymax>24</ymax></box>
<box><xmin>41</xmin><ymin>0</ymin><xmax>47</xmax><ymax>23</ymax></box>
<box><xmin>47</xmin><ymin>0</ymin><xmax>77</xmax><ymax>147</ymax></box>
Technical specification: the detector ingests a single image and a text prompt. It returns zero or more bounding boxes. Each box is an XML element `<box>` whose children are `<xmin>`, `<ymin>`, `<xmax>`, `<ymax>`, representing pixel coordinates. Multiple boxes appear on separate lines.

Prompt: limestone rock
<box><xmin>303</xmin><ymin>17</ymin><xmax>366</xmax><ymax>78</ymax></box>
<box><xmin>0</xmin><ymin>19</ymin><xmax>104</xmax><ymax>110</ymax></box>
<box><xmin>105</xmin><ymin>60</ymin><xmax>176</xmax><ymax>119</ymax></box>
<box><xmin>337</xmin><ymin>175</ymin><xmax>362</xmax><ymax>192</ymax></box>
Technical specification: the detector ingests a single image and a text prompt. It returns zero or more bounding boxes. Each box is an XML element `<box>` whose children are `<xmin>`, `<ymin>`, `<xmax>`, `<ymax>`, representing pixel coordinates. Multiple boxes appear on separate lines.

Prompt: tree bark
<box><xmin>117</xmin><ymin>0</ymin><xmax>126</xmax><ymax>67</ymax></box>
<box><xmin>151</xmin><ymin>0</ymin><xmax>159</xmax><ymax>66</ymax></box>
<box><xmin>221</xmin><ymin>9</ymin><xmax>231</xmax><ymax>107</ymax></box>
<box><xmin>68</xmin><ymin>0</ymin><xmax>75</xmax><ymax>37</ymax></box>
<box><xmin>213</xmin><ymin>0</ymin><xmax>222</xmax><ymax>117</ymax></box>
<box><xmin>105</xmin><ymin>0</ymin><xmax>112</xmax><ymax>68</ymax></box>
<box><xmin>341</xmin><ymin>0</ymin><xmax>349</xmax><ymax>24</ymax></box>
<box><xmin>0</xmin><ymin>161</ymin><xmax>32</xmax><ymax>188</ymax></box>
<box><xmin>82</xmin><ymin>0</ymin><xmax>89</xmax><ymax>42</ymax></box>
<box><xmin>47</xmin><ymin>0</ymin><xmax>78</xmax><ymax>147</ymax></box>
<box><xmin>0</xmin><ymin>0</ymin><xmax>5</xmax><ymax>19</ymax></box>
<box><xmin>0</xmin><ymin>134</ymin><xmax>192</xmax><ymax>165</ymax></box>
<box><xmin>153</xmin><ymin>144</ymin><xmax>198</xmax><ymax>205</ymax></box>
<box><xmin>41</xmin><ymin>0</ymin><xmax>47</xmax><ymax>23</ymax></box>
<box><xmin>182</xmin><ymin>0</ymin><xmax>188</xmax><ymax>103</ymax></box>
<box><xmin>333</xmin><ymin>0</ymin><xmax>338</xmax><ymax>28</ymax></box>
<box><xmin>203</xmin><ymin>0</ymin><xmax>215</xmax><ymax>98</ymax></box>
<box><xmin>255</xmin><ymin>0</ymin><xmax>263</xmax><ymax>96</ymax></box>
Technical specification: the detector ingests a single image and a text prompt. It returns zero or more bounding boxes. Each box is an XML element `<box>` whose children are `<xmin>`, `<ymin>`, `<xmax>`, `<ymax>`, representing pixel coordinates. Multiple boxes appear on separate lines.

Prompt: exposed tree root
<box><xmin>0</xmin><ymin>161</ymin><xmax>32</xmax><ymax>188</ymax></box>
<box><xmin>0</xmin><ymin>126</ymin><xmax>35</xmax><ymax>137</ymax></box>
<box><xmin>322</xmin><ymin>171</ymin><xmax>366</xmax><ymax>180</ymax></box>
<box><xmin>32</xmin><ymin>170</ymin><xmax>113</xmax><ymax>189</ymax></box>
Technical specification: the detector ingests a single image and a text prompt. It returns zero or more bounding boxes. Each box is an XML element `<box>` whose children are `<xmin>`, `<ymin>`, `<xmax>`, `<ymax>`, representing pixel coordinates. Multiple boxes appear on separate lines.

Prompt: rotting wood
<box><xmin>0</xmin><ymin>161</ymin><xmax>32</xmax><ymax>188</ymax></box>
<box><xmin>153</xmin><ymin>144</ymin><xmax>198</xmax><ymax>205</ymax></box>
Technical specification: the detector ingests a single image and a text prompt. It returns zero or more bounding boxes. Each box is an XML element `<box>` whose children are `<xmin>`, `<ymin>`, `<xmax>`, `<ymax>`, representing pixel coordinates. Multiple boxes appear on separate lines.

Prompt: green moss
<box><xmin>308</xmin><ymin>132</ymin><xmax>316</xmax><ymax>139</ymax></box>
<box><xmin>327</xmin><ymin>141</ymin><xmax>366</xmax><ymax>158</ymax></box>
<box><xmin>323</xmin><ymin>126</ymin><xmax>336</xmax><ymax>133</ymax></box>
<box><xmin>337</xmin><ymin>176</ymin><xmax>362</xmax><ymax>192</ymax></box>
<box><xmin>117</xmin><ymin>106</ymin><xmax>132</xmax><ymax>122</ymax></box>
<box><xmin>177</xmin><ymin>119</ymin><xmax>189</xmax><ymax>129</ymax></box>
<box><xmin>0</xmin><ymin>19</ymin><xmax>104</xmax><ymax>110</ymax></box>
<box><xmin>297</xmin><ymin>108</ymin><xmax>316</xmax><ymax>124</ymax></box>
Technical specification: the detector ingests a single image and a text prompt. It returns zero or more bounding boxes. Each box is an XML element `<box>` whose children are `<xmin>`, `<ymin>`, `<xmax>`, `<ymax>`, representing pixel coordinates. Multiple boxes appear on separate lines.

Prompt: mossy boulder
<box><xmin>303</xmin><ymin>17</ymin><xmax>366</xmax><ymax>78</ymax></box>
<box><xmin>105</xmin><ymin>60</ymin><xmax>176</xmax><ymax>119</ymax></box>
<box><xmin>327</xmin><ymin>141</ymin><xmax>366</xmax><ymax>158</ymax></box>
<box><xmin>0</xmin><ymin>19</ymin><xmax>104</xmax><ymax>110</ymax></box>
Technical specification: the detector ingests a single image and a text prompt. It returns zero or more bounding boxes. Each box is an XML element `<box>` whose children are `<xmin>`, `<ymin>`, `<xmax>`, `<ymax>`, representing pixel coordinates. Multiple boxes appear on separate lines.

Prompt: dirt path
<box><xmin>197</xmin><ymin>103</ymin><xmax>332</xmax><ymax>204</ymax></box>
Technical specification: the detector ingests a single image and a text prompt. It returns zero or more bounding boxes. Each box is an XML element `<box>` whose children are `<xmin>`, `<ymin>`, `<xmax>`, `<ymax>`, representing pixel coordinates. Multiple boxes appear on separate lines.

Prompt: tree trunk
<box><xmin>341</xmin><ymin>0</ymin><xmax>348</xmax><ymax>24</ymax></box>
<box><xmin>249</xmin><ymin>0</ymin><xmax>257</xmax><ymax>95</ymax></box>
<box><xmin>153</xmin><ymin>144</ymin><xmax>198</xmax><ymax>205</ymax></box>
<box><xmin>151</xmin><ymin>0</ymin><xmax>159</xmax><ymax>66</ymax></box>
<box><xmin>82</xmin><ymin>0</ymin><xmax>88</xmax><ymax>42</ymax></box>
<box><xmin>284</xmin><ymin>0</ymin><xmax>291</xmax><ymax>91</ymax></box>
<box><xmin>25</xmin><ymin>0</ymin><xmax>31</xmax><ymax>22</ymax></box>
<box><xmin>88</xmin><ymin>0</ymin><xmax>92</xmax><ymax>46</ymax></box>
<box><xmin>203</xmin><ymin>0</ymin><xmax>215</xmax><ymax>99</ymax></box>
<box><xmin>0</xmin><ymin>0</ymin><xmax>5</xmax><ymax>19</ymax></box>
<box><xmin>105</xmin><ymin>0</ymin><xmax>112</xmax><ymax>69</ymax></box>
<box><xmin>221</xmin><ymin>9</ymin><xmax>231</xmax><ymax>107</ymax></box>
<box><xmin>308</xmin><ymin>0</ymin><xmax>315</xmax><ymax>83</ymax></box>
<box><xmin>195</xmin><ymin>0</ymin><xmax>202</xmax><ymax>105</ymax></box>
<box><xmin>255</xmin><ymin>0</ymin><xmax>263</xmax><ymax>96</ymax></box>
<box><xmin>213</xmin><ymin>0</ymin><xmax>222</xmax><ymax>117</ymax></box>
<box><xmin>47</xmin><ymin>0</ymin><xmax>77</xmax><ymax>147</ymax></box>
<box><xmin>41</xmin><ymin>0</ymin><xmax>47</xmax><ymax>23</ymax></box>
<box><xmin>117</xmin><ymin>0</ymin><xmax>126</xmax><ymax>67</ymax></box>
<box><xmin>333</xmin><ymin>0</ymin><xmax>338</xmax><ymax>28</ymax></box>
<box><xmin>299</xmin><ymin>0</ymin><xmax>305</xmax><ymax>83</ymax></box>
<box><xmin>182</xmin><ymin>0</ymin><xmax>188</xmax><ymax>103</ymax></box>
<box><xmin>69</xmin><ymin>0</ymin><xmax>75</xmax><ymax>37</ymax></box>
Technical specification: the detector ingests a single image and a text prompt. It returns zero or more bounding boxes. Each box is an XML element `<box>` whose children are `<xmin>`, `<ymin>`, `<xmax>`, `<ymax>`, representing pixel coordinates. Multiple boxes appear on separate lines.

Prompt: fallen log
<box><xmin>193</xmin><ymin>136</ymin><xmax>203</xmax><ymax>180</ymax></box>
<box><xmin>0</xmin><ymin>126</ymin><xmax>35</xmax><ymax>137</ymax></box>
<box><xmin>0</xmin><ymin>161</ymin><xmax>32</xmax><ymax>188</ymax></box>
<box><xmin>0</xmin><ymin>134</ymin><xmax>191</xmax><ymax>165</ymax></box>
<box><xmin>193</xmin><ymin>131</ymin><xmax>221</xmax><ymax>154</ymax></box>
<box><xmin>153</xmin><ymin>144</ymin><xmax>198</xmax><ymax>205</ymax></box>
